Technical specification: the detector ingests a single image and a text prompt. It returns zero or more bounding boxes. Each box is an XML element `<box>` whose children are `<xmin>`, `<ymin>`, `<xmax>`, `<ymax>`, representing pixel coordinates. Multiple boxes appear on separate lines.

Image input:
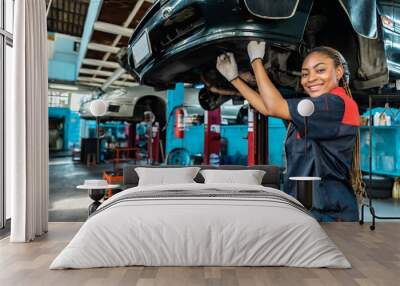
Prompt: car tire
<box><xmin>365</xmin><ymin>187</ymin><xmax>393</xmax><ymax>199</ymax></box>
<box><xmin>166</xmin><ymin>148</ymin><xmax>191</xmax><ymax>166</ymax></box>
<box><xmin>362</xmin><ymin>175</ymin><xmax>394</xmax><ymax>190</ymax></box>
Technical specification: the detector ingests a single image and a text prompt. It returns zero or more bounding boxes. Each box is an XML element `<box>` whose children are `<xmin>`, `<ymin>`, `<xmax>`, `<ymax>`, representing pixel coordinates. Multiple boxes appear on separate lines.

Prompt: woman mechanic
<box><xmin>216</xmin><ymin>42</ymin><xmax>364</xmax><ymax>222</ymax></box>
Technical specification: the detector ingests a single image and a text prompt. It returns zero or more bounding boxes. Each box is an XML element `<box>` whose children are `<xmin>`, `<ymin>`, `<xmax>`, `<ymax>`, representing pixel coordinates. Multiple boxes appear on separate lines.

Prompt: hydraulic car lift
<box><xmin>166</xmin><ymin>83</ymin><xmax>270</xmax><ymax>165</ymax></box>
<box><xmin>204</xmin><ymin>106</ymin><xmax>270</xmax><ymax>166</ymax></box>
<box><xmin>203</xmin><ymin>108</ymin><xmax>221</xmax><ymax>165</ymax></box>
<box><xmin>248</xmin><ymin>107</ymin><xmax>269</xmax><ymax>165</ymax></box>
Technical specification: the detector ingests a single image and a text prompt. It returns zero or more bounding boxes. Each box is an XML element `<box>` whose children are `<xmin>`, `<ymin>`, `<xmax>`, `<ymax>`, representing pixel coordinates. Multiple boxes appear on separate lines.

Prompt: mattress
<box><xmin>50</xmin><ymin>183</ymin><xmax>351</xmax><ymax>269</ymax></box>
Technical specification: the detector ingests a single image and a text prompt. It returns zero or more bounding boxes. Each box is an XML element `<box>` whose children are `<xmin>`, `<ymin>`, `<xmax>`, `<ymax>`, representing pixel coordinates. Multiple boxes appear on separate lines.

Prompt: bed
<box><xmin>50</xmin><ymin>165</ymin><xmax>351</xmax><ymax>269</ymax></box>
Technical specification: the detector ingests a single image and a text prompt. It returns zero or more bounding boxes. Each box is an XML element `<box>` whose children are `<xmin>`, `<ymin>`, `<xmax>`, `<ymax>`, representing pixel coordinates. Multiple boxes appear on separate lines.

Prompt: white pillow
<box><xmin>135</xmin><ymin>167</ymin><xmax>201</xmax><ymax>186</ymax></box>
<box><xmin>200</xmin><ymin>169</ymin><xmax>266</xmax><ymax>185</ymax></box>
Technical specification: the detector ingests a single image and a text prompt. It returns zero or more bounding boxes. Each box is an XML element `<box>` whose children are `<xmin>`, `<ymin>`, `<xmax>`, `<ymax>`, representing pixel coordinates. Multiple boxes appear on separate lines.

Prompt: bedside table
<box><xmin>77</xmin><ymin>180</ymin><xmax>120</xmax><ymax>215</ymax></box>
<box><xmin>289</xmin><ymin>176</ymin><xmax>321</xmax><ymax>209</ymax></box>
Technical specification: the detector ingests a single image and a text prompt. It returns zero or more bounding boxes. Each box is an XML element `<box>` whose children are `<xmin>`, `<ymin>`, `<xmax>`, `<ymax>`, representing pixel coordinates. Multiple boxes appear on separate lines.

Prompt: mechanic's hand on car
<box><xmin>247</xmin><ymin>41</ymin><xmax>266</xmax><ymax>63</ymax></box>
<box><xmin>216</xmin><ymin>52</ymin><xmax>239</xmax><ymax>82</ymax></box>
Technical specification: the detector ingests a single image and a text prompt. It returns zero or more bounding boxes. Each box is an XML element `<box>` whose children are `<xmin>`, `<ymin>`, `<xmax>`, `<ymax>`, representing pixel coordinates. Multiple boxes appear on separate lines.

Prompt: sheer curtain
<box><xmin>8</xmin><ymin>0</ymin><xmax>49</xmax><ymax>242</ymax></box>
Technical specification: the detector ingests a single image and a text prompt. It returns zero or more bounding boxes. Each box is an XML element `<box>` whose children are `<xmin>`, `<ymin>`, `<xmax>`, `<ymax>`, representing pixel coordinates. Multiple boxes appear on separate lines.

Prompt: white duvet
<box><xmin>50</xmin><ymin>183</ymin><xmax>351</xmax><ymax>269</ymax></box>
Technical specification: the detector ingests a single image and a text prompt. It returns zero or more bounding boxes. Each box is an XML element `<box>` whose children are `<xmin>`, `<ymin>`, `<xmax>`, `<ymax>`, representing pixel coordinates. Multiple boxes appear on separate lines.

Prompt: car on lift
<box><xmin>79</xmin><ymin>85</ymin><xmax>246</xmax><ymax>126</ymax></box>
<box><xmin>125</xmin><ymin>0</ymin><xmax>398</xmax><ymax>110</ymax></box>
<box><xmin>79</xmin><ymin>85</ymin><xmax>167</xmax><ymax>127</ymax></box>
<box><xmin>380</xmin><ymin>1</ymin><xmax>400</xmax><ymax>78</ymax></box>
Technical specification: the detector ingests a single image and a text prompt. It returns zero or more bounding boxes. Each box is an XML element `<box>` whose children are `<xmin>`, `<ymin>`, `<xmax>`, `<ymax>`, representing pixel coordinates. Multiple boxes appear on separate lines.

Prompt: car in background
<box><xmin>79</xmin><ymin>85</ymin><xmax>167</xmax><ymax>127</ymax></box>
<box><xmin>126</xmin><ymin>0</ymin><xmax>398</xmax><ymax>110</ymax></box>
<box><xmin>80</xmin><ymin>85</ymin><xmax>247</xmax><ymax>125</ymax></box>
<box><xmin>379</xmin><ymin>1</ymin><xmax>400</xmax><ymax>78</ymax></box>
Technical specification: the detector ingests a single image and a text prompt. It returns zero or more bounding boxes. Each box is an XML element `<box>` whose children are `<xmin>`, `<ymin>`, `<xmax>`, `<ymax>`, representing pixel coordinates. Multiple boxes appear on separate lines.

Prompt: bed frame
<box><xmin>122</xmin><ymin>165</ymin><xmax>281</xmax><ymax>190</ymax></box>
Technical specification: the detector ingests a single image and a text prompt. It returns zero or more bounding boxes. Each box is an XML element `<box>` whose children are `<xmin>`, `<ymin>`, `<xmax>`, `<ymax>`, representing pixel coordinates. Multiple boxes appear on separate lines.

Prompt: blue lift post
<box><xmin>165</xmin><ymin>83</ymin><xmax>198</xmax><ymax>165</ymax></box>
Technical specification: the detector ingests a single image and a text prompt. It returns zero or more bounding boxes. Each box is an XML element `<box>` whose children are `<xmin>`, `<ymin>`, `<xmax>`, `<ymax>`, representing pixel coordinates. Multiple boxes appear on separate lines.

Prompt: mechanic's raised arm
<box><xmin>216</xmin><ymin>53</ymin><xmax>269</xmax><ymax>116</ymax></box>
<box><xmin>247</xmin><ymin>41</ymin><xmax>291</xmax><ymax>120</ymax></box>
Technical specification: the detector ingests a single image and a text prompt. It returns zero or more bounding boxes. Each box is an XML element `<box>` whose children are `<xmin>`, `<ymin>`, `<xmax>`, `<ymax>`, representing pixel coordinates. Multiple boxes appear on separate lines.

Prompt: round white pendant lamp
<box><xmin>90</xmin><ymin>99</ymin><xmax>108</xmax><ymax>117</ymax></box>
<box><xmin>297</xmin><ymin>99</ymin><xmax>315</xmax><ymax>117</ymax></box>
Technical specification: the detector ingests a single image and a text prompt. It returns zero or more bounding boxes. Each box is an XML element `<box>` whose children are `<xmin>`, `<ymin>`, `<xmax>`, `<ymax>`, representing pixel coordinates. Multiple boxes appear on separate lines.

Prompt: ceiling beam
<box><xmin>93</xmin><ymin>21</ymin><xmax>134</xmax><ymax>38</ymax></box>
<box><xmin>113</xmin><ymin>81</ymin><xmax>139</xmax><ymax>87</ymax></box>
<box><xmin>121</xmin><ymin>0</ymin><xmax>146</xmax><ymax>30</ymax></box>
<box><xmin>78</xmin><ymin>77</ymin><xmax>137</xmax><ymax>88</ymax></box>
<box><xmin>46</xmin><ymin>0</ymin><xmax>53</xmax><ymax>17</ymax></box>
<box><xmin>101</xmin><ymin>68</ymin><xmax>126</xmax><ymax>90</ymax></box>
<box><xmin>76</xmin><ymin>0</ymin><xmax>103</xmax><ymax>78</ymax></box>
<box><xmin>78</xmin><ymin>76</ymin><xmax>107</xmax><ymax>83</ymax></box>
<box><xmin>80</xmin><ymin>68</ymin><xmax>113</xmax><ymax>77</ymax></box>
<box><xmin>94</xmin><ymin>0</ymin><xmax>146</xmax><ymax>86</ymax></box>
<box><xmin>82</xmin><ymin>58</ymin><xmax>120</xmax><ymax>69</ymax></box>
<box><xmin>120</xmin><ymin>73</ymin><xmax>134</xmax><ymax>80</ymax></box>
<box><xmin>79</xmin><ymin>71</ymin><xmax>133</xmax><ymax>80</ymax></box>
<box><xmin>79</xmin><ymin>82</ymin><xmax>103</xmax><ymax>88</ymax></box>
<box><xmin>87</xmin><ymin>42</ymin><xmax>120</xmax><ymax>54</ymax></box>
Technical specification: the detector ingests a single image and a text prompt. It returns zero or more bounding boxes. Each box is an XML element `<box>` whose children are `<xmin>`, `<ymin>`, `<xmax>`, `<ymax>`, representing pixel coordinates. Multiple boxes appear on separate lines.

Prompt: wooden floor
<box><xmin>0</xmin><ymin>222</ymin><xmax>399</xmax><ymax>286</ymax></box>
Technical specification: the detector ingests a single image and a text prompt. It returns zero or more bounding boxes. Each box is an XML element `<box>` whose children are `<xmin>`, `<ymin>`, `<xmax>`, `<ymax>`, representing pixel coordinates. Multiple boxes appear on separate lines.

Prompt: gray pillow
<box><xmin>200</xmin><ymin>169</ymin><xmax>266</xmax><ymax>185</ymax></box>
<box><xmin>136</xmin><ymin>167</ymin><xmax>201</xmax><ymax>186</ymax></box>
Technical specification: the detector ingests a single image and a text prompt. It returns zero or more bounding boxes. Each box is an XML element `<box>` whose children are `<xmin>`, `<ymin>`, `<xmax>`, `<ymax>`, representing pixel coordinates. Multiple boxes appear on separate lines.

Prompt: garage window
<box><xmin>0</xmin><ymin>0</ymin><xmax>14</xmax><ymax>230</ymax></box>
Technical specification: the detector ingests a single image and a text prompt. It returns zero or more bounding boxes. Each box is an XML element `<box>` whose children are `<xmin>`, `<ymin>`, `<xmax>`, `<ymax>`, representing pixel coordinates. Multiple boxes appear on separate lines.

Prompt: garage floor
<box><xmin>49</xmin><ymin>157</ymin><xmax>118</xmax><ymax>222</ymax></box>
<box><xmin>49</xmin><ymin>158</ymin><xmax>400</xmax><ymax>223</ymax></box>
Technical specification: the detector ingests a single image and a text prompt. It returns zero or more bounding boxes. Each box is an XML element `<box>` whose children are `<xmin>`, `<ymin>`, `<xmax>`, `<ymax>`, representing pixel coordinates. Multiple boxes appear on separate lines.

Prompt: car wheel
<box><xmin>198</xmin><ymin>88</ymin><xmax>231</xmax><ymax>111</ymax></box>
<box><xmin>166</xmin><ymin>148</ymin><xmax>191</xmax><ymax>166</ymax></box>
<box><xmin>362</xmin><ymin>175</ymin><xmax>394</xmax><ymax>190</ymax></box>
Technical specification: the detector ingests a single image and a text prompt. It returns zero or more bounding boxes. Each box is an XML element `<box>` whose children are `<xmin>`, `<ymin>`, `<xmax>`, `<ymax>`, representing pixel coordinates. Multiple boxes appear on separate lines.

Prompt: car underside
<box><xmin>126</xmin><ymin>0</ymin><xmax>389</xmax><ymax>110</ymax></box>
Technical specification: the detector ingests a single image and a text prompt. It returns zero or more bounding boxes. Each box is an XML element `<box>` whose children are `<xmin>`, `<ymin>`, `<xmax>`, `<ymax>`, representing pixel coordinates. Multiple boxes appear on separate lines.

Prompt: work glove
<box><xmin>247</xmin><ymin>40</ymin><xmax>266</xmax><ymax>63</ymax></box>
<box><xmin>216</xmin><ymin>52</ymin><xmax>239</xmax><ymax>82</ymax></box>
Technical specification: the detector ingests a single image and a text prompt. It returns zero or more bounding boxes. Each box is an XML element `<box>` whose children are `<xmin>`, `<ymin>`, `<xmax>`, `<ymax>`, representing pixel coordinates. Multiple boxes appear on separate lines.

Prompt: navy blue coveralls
<box><xmin>284</xmin><ymin>87</ymin><xmax>360</xmax><ymax>222</ymax></box>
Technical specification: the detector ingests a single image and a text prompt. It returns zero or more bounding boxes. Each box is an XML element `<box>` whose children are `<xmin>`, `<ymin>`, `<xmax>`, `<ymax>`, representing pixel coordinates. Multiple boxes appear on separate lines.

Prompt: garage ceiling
<box><xmin>46</xmin><ymin>0</ymin><xmax>89</xmax><ymax>37</ymax></box>
<box><xmin>46</xmin><ymin>0</ymin><xmax>155</xmax><ymax>90</ymax></box>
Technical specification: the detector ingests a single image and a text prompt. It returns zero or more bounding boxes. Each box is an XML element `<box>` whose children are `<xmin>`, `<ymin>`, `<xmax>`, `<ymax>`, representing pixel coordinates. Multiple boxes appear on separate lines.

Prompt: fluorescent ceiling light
<box><xmin>49</xmin><ymin>84</ymin><xmax>79</xmax><ymax>91</ymax></box>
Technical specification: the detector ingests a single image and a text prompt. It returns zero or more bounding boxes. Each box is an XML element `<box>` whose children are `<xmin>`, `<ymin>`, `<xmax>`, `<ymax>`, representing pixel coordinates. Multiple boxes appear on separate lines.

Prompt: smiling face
<box><xmin>300</xmin><ymin>52</ymin><xmax>344</xmax><ymax>98</ymax></box>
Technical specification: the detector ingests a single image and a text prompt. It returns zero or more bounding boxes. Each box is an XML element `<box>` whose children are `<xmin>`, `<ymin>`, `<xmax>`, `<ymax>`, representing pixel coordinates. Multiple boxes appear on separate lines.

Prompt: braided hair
<box><xmin>306</xmin><ymin>46</ymin><xmax>365</xmax><ymax>203</ymax></box>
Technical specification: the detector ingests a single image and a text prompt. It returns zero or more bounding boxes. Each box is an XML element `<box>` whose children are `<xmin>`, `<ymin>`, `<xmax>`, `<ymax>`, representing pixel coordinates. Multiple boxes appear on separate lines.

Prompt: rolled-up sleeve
<box><xmin>286</xmin><ymin>94</ymin><xmax>345</xmax><ymax>139</ymax></box>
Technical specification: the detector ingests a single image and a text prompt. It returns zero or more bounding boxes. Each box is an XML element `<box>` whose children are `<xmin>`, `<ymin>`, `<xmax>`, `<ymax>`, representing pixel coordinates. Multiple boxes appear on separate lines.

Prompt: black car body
<box><xmin>126</xmin><ymin>0</ymin><xmax>395</xmax><ymax>109</ymax></box>
<box><xmin>379</xmin><ymin>0</ymin><xmax>400</xmax><ymax>77</ymax></box>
